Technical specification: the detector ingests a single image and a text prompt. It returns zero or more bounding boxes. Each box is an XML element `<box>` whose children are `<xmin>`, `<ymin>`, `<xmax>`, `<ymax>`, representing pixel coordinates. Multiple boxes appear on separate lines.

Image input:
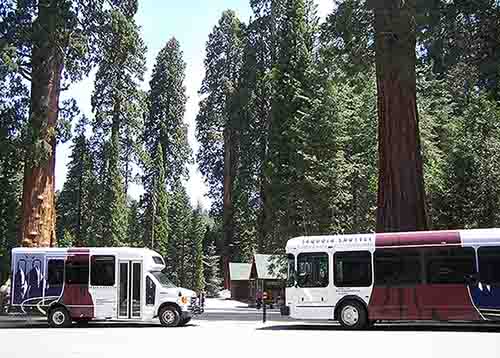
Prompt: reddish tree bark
<box><xmin>371</xmin><ymin>0</ymin><xmax>428</xmax><ymax>232</ymax></box>
<box><xmin>19</xmin><ymin>1</ymin><xmax>63</xmax><ymax>248</ymax></box>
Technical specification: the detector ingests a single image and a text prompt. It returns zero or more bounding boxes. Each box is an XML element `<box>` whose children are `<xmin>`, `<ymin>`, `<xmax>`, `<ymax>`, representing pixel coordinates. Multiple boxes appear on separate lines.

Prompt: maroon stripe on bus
<box><xmin>62</xmin><ymin>249</ymin><xmax>94</xmax><ymax>319</ymax></box>
<box><xmin>375</xmin><ymin>230</ymin><xmax>460</xmax><ymax>247</ymax></box>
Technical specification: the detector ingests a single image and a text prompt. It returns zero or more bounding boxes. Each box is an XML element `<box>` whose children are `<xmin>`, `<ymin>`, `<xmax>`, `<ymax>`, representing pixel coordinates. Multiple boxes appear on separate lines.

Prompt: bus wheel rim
<box><xmin>163</xmin><ymin>310</ymin><xmax>175</xmax><ymax>324</ymax></box>
<box><xmin>53</xmin><ymin>311</ymin><xmax>66</xmax><ymax>325</ymax></box>
<box><xmin>341</xmin><ymin>305</ymin><xmax>359</xmax><ymax>326</ymax></box>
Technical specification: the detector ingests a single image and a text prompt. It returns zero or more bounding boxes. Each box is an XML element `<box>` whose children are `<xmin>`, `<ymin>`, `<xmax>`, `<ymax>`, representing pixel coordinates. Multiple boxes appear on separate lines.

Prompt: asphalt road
<box><xmin>2</xmin><ymin>308</ymin><xmax>500</xmax><ymax>358</ymax></box>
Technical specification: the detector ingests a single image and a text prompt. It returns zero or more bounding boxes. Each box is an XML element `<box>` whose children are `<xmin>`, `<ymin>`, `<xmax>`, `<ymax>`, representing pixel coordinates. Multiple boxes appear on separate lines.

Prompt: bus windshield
<box><xmin>151</xmin><ymin>271</ymin><xmax>176</xmax><ymax>288</ymax></box>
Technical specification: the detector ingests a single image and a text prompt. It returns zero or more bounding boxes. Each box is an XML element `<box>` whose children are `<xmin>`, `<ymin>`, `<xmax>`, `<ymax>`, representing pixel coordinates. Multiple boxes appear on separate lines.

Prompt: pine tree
<box><xmin>195</xmin><ymin>10</ymin><xmax>245</xmax><ymax>287</ymax></box>
<box><xmin>264</xmin><ymin>0</ymin><xmax>318</xmax><ymax>248</ymax></box>
<box><xmin>189</xmin><ymin>205</ymin><xmax>206</xmax><ymax>292</ymax></box>
<box><xmin>91</xmin><ymin>7</ymin><xmax>146</xmax><ymax>246</ymax></box>
<box><xmin>145</xmin><ymin>38</ymin><xmax>191</xmax><ymax>186</ymax></box>
<box><xmin>167</xmin><ymin>181</ymin><xmax>192</xmax><ymax>286</ymax></box>
<box><xmin>143</xmin><ymin>143</ymin><xmax>169</xmax><ymax>256</ymax></box>
<box><xmin>56</xmin><ymin>117</ymin><xmax>95</xmax><ymax>247</ymax></box>
<box><xmin>204</xmin><ymin>242</ymin><xmax>222</xmax><ymax>297</ymax></box>
<box><xmin>0</xmin><ymin>66</ymin><xmax>27</xmax><ymax>280</ymax></box>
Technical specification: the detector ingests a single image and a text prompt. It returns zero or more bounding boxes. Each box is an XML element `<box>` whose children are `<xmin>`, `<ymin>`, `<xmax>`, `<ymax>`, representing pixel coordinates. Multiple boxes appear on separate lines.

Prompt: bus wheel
<box><xmin>159</xmin><ymin>306</ymin><xmax>180</xmax><ymax>327</ymax></box>
<box><xmin>48</xmin><ymin>307</ymin><xmax>71</xmax><ymax>328</ymax></box>
<box><xmin>338</xmin><ymin>301</ymin><xmax>367</xmax><ymax>330</ymax></box>
<box><xmin>178</xmin><ymin>317</ymin><xmax>191</xmax><ymax>326</ymax></box>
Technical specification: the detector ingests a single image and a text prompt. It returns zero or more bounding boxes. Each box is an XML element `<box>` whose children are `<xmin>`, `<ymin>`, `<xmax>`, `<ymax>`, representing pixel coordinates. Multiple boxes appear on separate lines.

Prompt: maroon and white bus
<box><xmin>10</xmin><ymin>247</ymin><xmax>204</xmax><ymax>327</ymax></box>
<box><xmin>282</xmin><ymin>228</ymin><xmax>500</xmax><ymax>329</ymax></box>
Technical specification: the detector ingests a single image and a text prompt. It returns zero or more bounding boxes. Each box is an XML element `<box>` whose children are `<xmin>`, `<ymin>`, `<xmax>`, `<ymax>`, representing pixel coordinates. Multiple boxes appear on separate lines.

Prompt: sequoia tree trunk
<box><xmin>19</xmin><ymin>1</ymin><xmax>63</xmax><ymax>248</ymax></box>
<box><xmin>370</xmin><ymin>0</ymin><xmax>428</xmax><ymax>232</ymax></box>
<box><xmin>222</xmin><ymin>126</ymin><xmax>236</xmax><ymax>289</ymax></box>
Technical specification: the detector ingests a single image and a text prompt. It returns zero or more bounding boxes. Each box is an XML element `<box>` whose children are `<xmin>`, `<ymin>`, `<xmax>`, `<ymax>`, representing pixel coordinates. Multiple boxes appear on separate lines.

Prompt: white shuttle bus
<box><xmin>10</xmin><ymin>247</ymin><xmax>204</xmax><ymax>327</ymax></box>
<box><xmin>282</xmin><ymin>229</ymin><xmax>500</xmax><ymax>329</ymax></box>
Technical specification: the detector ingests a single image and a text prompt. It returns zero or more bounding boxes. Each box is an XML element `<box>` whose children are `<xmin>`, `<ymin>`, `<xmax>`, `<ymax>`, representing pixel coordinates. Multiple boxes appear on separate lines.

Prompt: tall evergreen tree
<box><xmin>145</xmin><ymin>38</ymin><xmax>191</xmax><ymax>186</ymax></box>
<box><xmin>91</xmin><ymin>7</ymin><xmax>146</xmax><ymax>246</ymax></box>
<box><xmin>1</xmin><ymin>0</ymin><xmax>133</xmax><ymax>247</ymax></box>
<box><xmin>196</xmin><ymin>10</ymin><xmax>245</xmax><ymax>287</ymax></box>
<box><xmin>167</xmin><ymin>181</ymin><xmax>192</xmax><ymax>286</ymax></box>
<box><xmin>369</xmin><ymin>0</ymin><xmax>428</xmax><ymax>232</ymax></box>
<box><xmin>56</xmin><ymin>117</ymin><xmax>95</xmax><ymax>247</ymax></box>
<box><xmin>143</xmin><ymin>143</ymin><xmax>169</xmax><ymax>256</ymax></box>
<box><xmin>189</xmin><ymin>205</ymin><xmax>206</xmax><ymax>292</ymax></box>
<box><xmin>264</xmin><ymin>0</ymin><xmax>318</xmax><ymax>248</ymax></box>
<box><xmin>0</xmin><ymin>66</ymin><xmax>28</xmax><ymax>280</ymax></box>
<box><xmin>204</xmin><ymin>242</ymin><xmax>222</xmax><ymax>297</ymax></box>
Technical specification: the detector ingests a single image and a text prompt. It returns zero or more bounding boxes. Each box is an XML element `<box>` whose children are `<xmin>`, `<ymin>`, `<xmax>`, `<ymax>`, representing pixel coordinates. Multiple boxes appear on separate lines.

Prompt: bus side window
<box><xmin>374</xmin><ymin>249</ymin><xmax>421</xmax><ymax>286</ymax></box>
<box><xmin>425</xmin><ymin>247</ymin><xmax>476</xmax><ymax>284</ymax></box>
<box><xmin>90</xmin><ymin>256</ymin><xmax>115</xmax><ymax>286</ymax></box>
<box><xmin>334</xmin><ymin>251</ymin><xmax>372</xmax><ymax>287</ymax></box>
<box><xmin>65</xmin><ymin>257</ymin><xmax>89</xmax><ymax>285</ymax></box>
<box><xmin>146</xmin><ymin>276</ymin><xmax>156</xmax><ymax>305</ymax></box>
<box><xmin>478</xmin><ymin>247</ymin><xmax>500</xmax><ymax>285</ymax></box>
<box><xmin>47</xmin><ymin>260</ymin><xmax>64</xmax><ymax>286</ymax></box>
<box><xmin>297</xmin><ymin>253</ymin><xmax>329</xmax><ymax>288</ymax></box>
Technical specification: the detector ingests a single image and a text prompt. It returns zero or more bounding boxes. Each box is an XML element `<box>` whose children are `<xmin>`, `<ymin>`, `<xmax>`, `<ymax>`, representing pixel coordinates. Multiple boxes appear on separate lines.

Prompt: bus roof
<box><xmin>286</xmin><ymin>228</ymin><xmax>500</xmax><ymax>251</ymax></box>
<box><xmin>11</xmin><ymin>247</ymin><xmax>161</xmax><ymax>259</ymax></box>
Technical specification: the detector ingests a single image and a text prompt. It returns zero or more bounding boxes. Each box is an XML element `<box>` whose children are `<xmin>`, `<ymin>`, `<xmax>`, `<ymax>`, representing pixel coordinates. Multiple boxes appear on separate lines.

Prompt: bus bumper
<box><xmin>189</xmin><ymin>294</ymin><xmax>205</xmax><ymax>315</ymax></box>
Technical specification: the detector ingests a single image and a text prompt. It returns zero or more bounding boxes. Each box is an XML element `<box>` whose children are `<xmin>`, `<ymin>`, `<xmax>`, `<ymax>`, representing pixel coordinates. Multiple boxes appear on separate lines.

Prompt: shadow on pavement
<box><xmin>0</xmin><ymin>320</ymin><xmax>200</xmax><ymax>329</ymax></box>
<box><xmin>257</xmin><ymin>323</ymin><xmax>500</xmax><ymax>333</ymax></box>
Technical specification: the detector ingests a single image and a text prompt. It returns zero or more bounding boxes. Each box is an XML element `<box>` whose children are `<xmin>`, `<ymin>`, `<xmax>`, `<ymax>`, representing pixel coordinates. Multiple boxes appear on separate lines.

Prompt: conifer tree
<box><xmin>167</xmin><ymin>181</ymin><xmax>192</xmax><ymax>286</ymax></box>
<box><xmin>56</xmin><ymin>117</ymin><xmax>95</xmax><ymax>246</ymax></box>
<box><xmin>196</xmin><ymin>10</ymin><xmax>245</xmax><ymax>287</ymax></box>
<box><xmin>204</xmin><ymin>242</ymin><xmax>222</xmax><ymax>297</ymax></box>
<box><xmin>143</xmin><ymin>143</ymin><xmax>169</xmax><ymax>256</ymax></box>
<box><xmin>91</xmin><ymin>7</ymin><xmax>146</xmax><ymax>246</ymax></box>
<box><xmin>145</xmin><ymin>38</ymin><xmax>191</xmax><ymax>186</ymax></box>
<box><xmin>189</xmin><ymin>205</ymin><xmax>206</xmax><ymax>292</ymax></box>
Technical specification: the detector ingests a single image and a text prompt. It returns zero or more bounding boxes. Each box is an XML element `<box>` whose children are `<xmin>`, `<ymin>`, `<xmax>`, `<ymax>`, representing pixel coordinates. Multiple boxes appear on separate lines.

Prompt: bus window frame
<box><xmin>334</xmin><ymin>251</ymin><xmax>372</xmax><ymax>288</ymax></box>
<box><xmin>296</xmin><ymin>252</ymin><xmax>329</xmax><ymax>288</ymax></box>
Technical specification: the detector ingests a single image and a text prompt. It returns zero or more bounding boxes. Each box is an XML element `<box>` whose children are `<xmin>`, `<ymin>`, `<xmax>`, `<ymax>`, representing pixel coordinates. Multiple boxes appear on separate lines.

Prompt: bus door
<box><xmin>285</xmin><ymin>254</ymin><xmax>298</xmax><ymax>310</ymax></box>
<box><xmin>89</xmin><ymin>255</ymin><xmax>117</xmax><ymax>319</ymax></box>
<box><xmin>295</xmin><ymin>252</ymin><xmax>332</xmax><ymax>319</ymax></box>
<box><xmin>118</xmin><ymin>260</ymin><xmax>142</xmax><ymax>319</ymax></box>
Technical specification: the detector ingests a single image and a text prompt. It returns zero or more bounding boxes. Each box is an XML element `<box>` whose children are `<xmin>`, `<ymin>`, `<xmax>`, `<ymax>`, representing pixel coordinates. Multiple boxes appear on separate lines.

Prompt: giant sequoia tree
<box><xmin>196</xmin><ymin>10</ymin><xmax>245</xmax><ymax>287</ymax></box>
<box><xmin>369</xmin><ymin>0</ymin><xmax>428</xmax><ymax>232</ymax></box>
<box><xmin>1</xmin><ymin>0</ymin><xmax>132</xmax><ymax>247</ymax></box>
<box><xmin>1</xmin><ymin>0</ymin><xmax>143</xmax><ymax>248</ymax></box>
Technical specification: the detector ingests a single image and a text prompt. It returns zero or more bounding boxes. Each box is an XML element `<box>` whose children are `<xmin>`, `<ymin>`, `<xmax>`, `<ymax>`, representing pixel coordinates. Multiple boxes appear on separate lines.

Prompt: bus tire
<box><xmin>159</xmin><ymin>306</ymin><xmax>180</xmax><ymax>327</ymax></box>
<box><xmin>48</xmin><ymin>306</ymin><xmax>72</xmax><ymax>328</ymax></box>
<box><xmin>337</xmin><ymin>301</ymin><xmax>367</xmax><ymax>330</ymax></box>
<box><xmin>178</xmin><ymin>317</ymin><xmax>191</xmax><ymax>326</ymax></box>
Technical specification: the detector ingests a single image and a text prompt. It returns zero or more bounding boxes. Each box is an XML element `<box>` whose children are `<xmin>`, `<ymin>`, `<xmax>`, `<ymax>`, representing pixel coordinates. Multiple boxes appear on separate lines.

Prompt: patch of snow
<box><xmin>218</xmin><ymin>289</ymin><xmax>231</xmax><ymax>299</ymax></box>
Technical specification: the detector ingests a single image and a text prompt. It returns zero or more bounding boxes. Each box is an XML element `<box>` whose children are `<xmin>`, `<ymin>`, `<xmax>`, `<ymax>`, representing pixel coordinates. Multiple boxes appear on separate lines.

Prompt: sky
<box><xmin>56</xmin><ymin>0</ymin><xmax>335</xmax><ymax>210</ymax></box>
